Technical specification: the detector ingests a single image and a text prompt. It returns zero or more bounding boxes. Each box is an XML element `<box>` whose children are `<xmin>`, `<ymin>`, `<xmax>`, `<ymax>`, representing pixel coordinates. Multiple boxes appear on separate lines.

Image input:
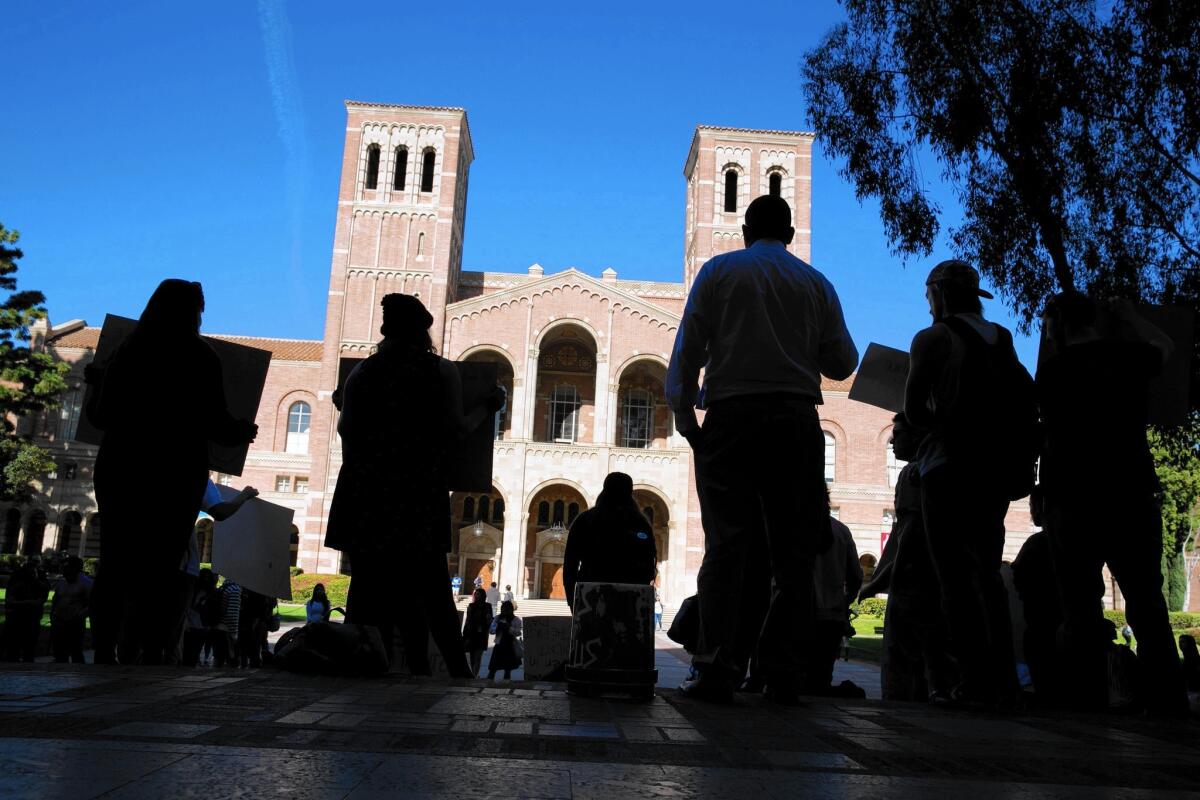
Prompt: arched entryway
<box><xmin>196</xmin><ymin>518</ymin><xmax>215</xmax><ymax>564</ymax></box>
<box><xmin>859</xmin><ymin>553</ymin><xmax>878</xmax><ymax>584</ymax></box>
<box><xmin>450</xmin><ymin>486</ymin><xmax>506</xmax><ymax>585</ymax></box>
<box><xmin>525</xmin><ymin>483</ymin><xmax>588</xmax><ymax>599</ymax></box>
<box><xmin>462</xmin><ymin>349</ymin><xmax>515</xmax><ymax>439</ymax></box>
<box><xmin>615</xmin><ymin>359</ymin><xmax>671</xmax><ymax>448</ymax></box>
<box><xmin>22</xmin><ymin>510</ymin><xmax>47</xmax><ymax>556</ymax></box>
<box><xmin>2</xmin><ymin>508</ymin><xmax>20</xmax><ymax>554</ymax></box>
<box><xmin>83</xmin><ymin>513</ymin><xmax>101</xmax><ymax>559</ymax></box>
<box><xmin>535</xmin><ymin>325</ymin><xmax>597</xmax><ymax>444</ymax></box>
<box><xmin>58</xmin><ymin>511</ymin><xmax>84</xmax><ymax>555</ymax></box>
<box><xmin>633</xmin><ymin>489</ymin><xmax>670</xmax><ymax>588</ymax></box>
<box><xmin>457</xmin><ymin>524</ymin><xmax>501</xmax><ymax>593</ymax></box>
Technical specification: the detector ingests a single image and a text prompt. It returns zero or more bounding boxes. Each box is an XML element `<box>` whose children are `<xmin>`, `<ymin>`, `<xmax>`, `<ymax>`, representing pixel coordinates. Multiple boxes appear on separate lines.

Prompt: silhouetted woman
<box><xmin>326</xmin><ymin>293</ymin><xmax>500</xmax><ymax>677</ymax></box>
<box><xmin>462</xmin><ymin>587</ymin><xmax>493</xmax><ymax>677</ymax></box>
<box><xmin>487</xmin><ymin>600</ymin><xmax>523</xmax><ymax>680</ymax></box>
<box><xmin>306</xmin><ymin>583</ymin><xmax>332</xmax><ymax>623</ymax></box>
<box><xmin>562</xmin><ymin>472</ymin><xmax>657</xmax><ymax>608</ymax></box>
<box><xmin>87</xmin><ymin>280</ymin><xmax>257</xmax><ymax>664</ymax></box>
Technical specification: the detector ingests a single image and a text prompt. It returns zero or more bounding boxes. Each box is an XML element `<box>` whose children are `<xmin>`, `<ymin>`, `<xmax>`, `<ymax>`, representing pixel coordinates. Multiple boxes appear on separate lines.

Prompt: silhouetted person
<box><xmin>1010</xmin><ymin>491</ymin><xmax>1065</xmax><ymax>706</ymax></box>
<box><xmin>86</xmin><ymin>280</ymin><xmax>257</xmax><ymax>664</ymax></box>
<box><xmin>2</xmin><ymin>563</ymin><xmax>48</xmax><ymax>662</ymax></box>
<box><xmin>237</xmin><ymin>587</ymin><xmax>272</xmax><ymax>668</ymax></box>
<box><xmin>1180</xmin><ymin>635</ymin><xmax>1200</xmax><ymax>693</ymax></box>
<box><xmin>462</xmin><ymin>587</ymin><xmax>493</xmax><ymax>677</ymax></box>
<box><xmin>326</xmin><ymin>293</ymin><xmax>500</xmax><ymax>678</ymax></box>
<box><xmin>487</xmin><ymin>600</ymin><xmax>522</xmax><ymax>680</ymax></box>
<box><xmin>306</xmin><ymin>583</ymin><xmax>332</xmax><ymax>623</ymax></box>
<box><xmin>1037</xmin><ymin>291</ymin><xmax>1187</xmax><ymax>716</ymax></box>
<box><xmin>804</xmin><ymin>515</ymin><xmax>862</xmax><ymax>695</ymax></box>
<box><xmin>51</xmin><ymin>556</ymin><xmax>92</xmax><ymax>663</ymax></box>
<box><xmin>666</xmin><ymin>195</ymin><xmax>858</xmax><ymax>704</ymax></box>
<box><xmin>182</xmin><ymin>568</ymin><xmax>221</xmax><ymax>666</ymax></box>
<box><xmin>904</xmin><ymin>260</ymin><xmax>1033</xmax><ymax>708</ymax></box>
<box><xmin>562</xmin><ymin>472</ymin><xmax>657</xmax><ymax>608</ymax></box>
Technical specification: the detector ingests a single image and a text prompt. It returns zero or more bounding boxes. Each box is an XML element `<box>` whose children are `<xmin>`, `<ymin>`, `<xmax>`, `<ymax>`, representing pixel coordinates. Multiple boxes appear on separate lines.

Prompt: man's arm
<box><xmin>903</xmin><ymin>325</ymin><xmax>951</xmax><ymax>430</ymax></box>
<box><xmin>818</xmin><ymin>285</ymin><xmax>859</xmax><ymax>380</ymax></box>
<box><xmin>206</xmin><ymin>486</ymin><xmax>259</xmax><ymax>522</ymax></box>
<box><xmin>665</xmin><ymin>264</ymin><xmax>713</xmax><ymax>438</ymax></box>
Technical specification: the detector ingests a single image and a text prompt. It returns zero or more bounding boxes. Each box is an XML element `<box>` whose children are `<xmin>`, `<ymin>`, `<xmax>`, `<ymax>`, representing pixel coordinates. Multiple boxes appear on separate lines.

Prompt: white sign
<box><xmin>211</xmin><ymin>485</ymin><xmax>294</xmax><ymax>600</ymax></box>
<box><xmin>848</xmin><ymin>343</ymin><xmax>910</xmax><ymax>413</ymax></box>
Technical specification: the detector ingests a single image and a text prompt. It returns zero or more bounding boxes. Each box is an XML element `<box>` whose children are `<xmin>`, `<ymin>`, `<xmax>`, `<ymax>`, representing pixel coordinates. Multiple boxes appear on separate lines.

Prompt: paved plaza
<box><xmin>1</xmin><ymin>641</ymin><xmax>1197</xmax><ymax>799</ymax></box>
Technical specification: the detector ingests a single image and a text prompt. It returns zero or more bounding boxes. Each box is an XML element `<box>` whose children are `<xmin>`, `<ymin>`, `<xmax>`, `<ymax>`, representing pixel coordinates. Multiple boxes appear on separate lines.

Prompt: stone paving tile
<box><xmin>537</xmin><ymin>722</ymin><xmax>620</xmax><ymax>739</ymax></box>
<box><xmin>278</xmin><ymin>711</ymin><xmax>328</xmax><ymax>725</ymax></box>
<box><xmin>761</xmin><ymin>750</ymin><xmax>865</xmax><ymax>770</ymax></box>
<box><xmin>494</xmin><ymin>721</ymin><xmax>535</xmax><ymax>735</ymax></box>
<box><xmin>319</xmin><ymin>713</ymin><xmax>369</xmax><ymax>728</ymax></box>
<box><xmin>103</xmin><ymin>722</ymin><xmax>220</xmax><ymax>739</ymax></box>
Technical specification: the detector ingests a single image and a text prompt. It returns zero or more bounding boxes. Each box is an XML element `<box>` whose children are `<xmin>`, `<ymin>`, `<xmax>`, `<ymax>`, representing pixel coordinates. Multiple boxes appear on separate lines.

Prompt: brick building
<box><xmin>9</xmin><ymin>100</ymin><xmax>1038</xmax><ymax>606</ymax></box>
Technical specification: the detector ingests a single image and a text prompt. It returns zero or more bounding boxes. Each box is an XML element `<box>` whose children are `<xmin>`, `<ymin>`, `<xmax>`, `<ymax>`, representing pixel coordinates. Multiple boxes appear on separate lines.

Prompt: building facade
<box><xmin>10</xmin><ymin>101</ymin><xmax>1041</xmax><ymax>606</ymax></box>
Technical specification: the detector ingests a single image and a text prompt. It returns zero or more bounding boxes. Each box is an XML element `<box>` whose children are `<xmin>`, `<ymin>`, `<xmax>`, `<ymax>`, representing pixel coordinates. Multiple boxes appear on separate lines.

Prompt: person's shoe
<box><xmin>678</xmin><ymin>675</ymin><xmax>733</xmax><ymax>703</ymax></box>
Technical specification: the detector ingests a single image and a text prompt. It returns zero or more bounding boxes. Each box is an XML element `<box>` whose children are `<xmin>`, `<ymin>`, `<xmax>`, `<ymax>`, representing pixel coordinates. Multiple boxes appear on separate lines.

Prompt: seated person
<box><xmin>563</xmin><ymin>472</ymin><xmax>657</xmax><ymax>608</ymax></box>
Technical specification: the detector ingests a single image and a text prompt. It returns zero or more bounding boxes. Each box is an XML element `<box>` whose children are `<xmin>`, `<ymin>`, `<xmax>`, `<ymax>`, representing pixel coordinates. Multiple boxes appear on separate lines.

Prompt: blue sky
<box><xmin>1</xmin><ymin>0</ymin><xmax>1039</xmax><ymax>367</ymax></box>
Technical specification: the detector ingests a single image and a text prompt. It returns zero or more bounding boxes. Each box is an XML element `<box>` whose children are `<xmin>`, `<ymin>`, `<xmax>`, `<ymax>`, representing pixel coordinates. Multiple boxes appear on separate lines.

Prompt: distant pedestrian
<box><xmin>487</xmin><ymin>601</ymin><xmax>523</xmax><ymax>680</ymax></box>
<box><xmin>306</xmin><ymin>583</ymin><xmax>332</xmax><ymax>623</ymax></box>
<box><xmin>50</xmin><ymin>556</ymin><xmax>92</xmax><ymax>663</ymax></box>
<box><xmin>804</xmin><ymin>516</ymin><xmax>863</xmax><ymax>695</ymax></box>
<box><xmin>654</xmin><ymin>595</ymin><xmax>664</xmax><ymax>631</ymax></box>
<box><xmin>2</xmin><ymin>563</ymin><xmax>48</xmax><ymax>662</ymax></box>
<box><xmin>502</xmin><ymin>585</ymin><xmax>514</xmax><ymax>604</ymax></box>
<box><xmin>182</xmin><ymin>568</ymin><xmax>221</xmax><ymax>666</ymax></box>
<box><xmin>461</xmin><ymin>588</ymin><xmax>493</xmax><ymax>677</ymax></box>
<box><xmin>214</xmin><ymin>577</ymin><xmax>242</xmax><ymax>667</ymax></box>
<box><xmin>666</xmin><ymin>194</ymin><xmax>858</xmax><ymax>704</ymax></box>
<box><xmin>485</xmin><ymin>582</ymin><xmax>501</xmax><ymax>611</ymax></box>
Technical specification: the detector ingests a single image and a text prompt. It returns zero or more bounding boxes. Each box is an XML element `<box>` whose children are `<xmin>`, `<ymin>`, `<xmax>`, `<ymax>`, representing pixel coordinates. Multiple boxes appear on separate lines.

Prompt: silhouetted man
<box><xmin>666</xmin><ymin>194</ymin><xmax>858</xmax><ymax>703</ymax></box>
<box><xmin>1037</xmin><ymin>292</ymin><xmax>1187</xmax><ymax>716</ymax></box>
<box><xmin>562</xmin><ymin>472</ymin><xmax>657</xmax><ymax>608</ymax></box>
<box><xmin>904</xmin><ymin>259</ymin><xmax>1034</xmax><ymax>708</ymax></box>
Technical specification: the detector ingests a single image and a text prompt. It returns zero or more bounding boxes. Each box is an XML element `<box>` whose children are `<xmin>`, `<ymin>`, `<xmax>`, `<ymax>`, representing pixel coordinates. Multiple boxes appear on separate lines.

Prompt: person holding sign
<box><xmin>326</xmin><ymin>293</ymin><xmax>502</xmax><ymax>677</ymax></box>
<box><xmin>86</xmin><ymin>279</ymin><xmax>258</xmax><ymax>665</ymax></box>
<box><xmin>666</xmin><ymin>195</ymin><xmax>858</xmax><ymax>704</ymax></box>
<box><xmin>562</xmin><ymin>471</ymin><xmax>657</xmax><ymax>609</ymax></box>
<box><xmin>1037</xmin><ymin>291</ymin><xmax>1187</xmax><ymax>717</ymax></box>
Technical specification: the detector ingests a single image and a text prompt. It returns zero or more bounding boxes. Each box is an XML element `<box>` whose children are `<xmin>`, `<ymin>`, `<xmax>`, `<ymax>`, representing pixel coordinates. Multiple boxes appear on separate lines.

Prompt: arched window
<box><xmin>549</xmin><ymin>385</ymin><xmax>579</xmax><ymax>443</ymax></box>
<box><xmin>417</xmin><ymin>232</ymin><xmax>425</xmax><ymax>257</ymax></box>
<box><xmin>285</xmin><ymin>401</ymin><xmax>311</xmax><ymax>454</ymax></box>
<box><xmin>365</xmin><ymin>144</ymin><xmax>381</xmax><ymax>190</ymax></box>
<box><xmin>823</xmin><ymin>432</ymin><xmax>836</xmax><ymax>482</ymax></box>
<box><xmin>643</xmin><ymin>506</ymin><xmax>654</xmax><ymax>525</ymax></box>
<box><xmin>768</xmin><ymin>171</ymin><xmax>782</xmax><ymax>197</ymax></box>
<box><xmin>420</xmin><ymin>148</ymin><xmax>436</xmax><ymax>192</ymax></box>
<box><xmin>83</xmin><ymin>513</ymin><xmax>101</xmax><ymax>559</ymax></box>
<box><xmin>492</xmin><ymin>498</ymin><xmax>505</xmax><ymax>524</ymax></box>
<box><xmin>2</xmin><ymin>508</ymin><xmax>20</xmax><ymax>554</ymax></box>
<box><xmin>724</xmin><ymin>169</ymin><xmax>738</xmax><ymax>213</ymax></box>
<box><xmin>58</xmin><ymin>389</ymin><xmax>82</xmax><ymax>441</ymax></box>
<box><xmin>886</xmin><ymin>437</ymin><xmax>906</xmax><ymax>487</ymax></box>
<box><xmin>478</xmin><ymin>496</ymin><xmax>490</xmax><ymax>522</ymax></box>
<box><xmin>552</xmin><ymin>499</ymin><xmax>565</xmax><ymax>524</ymax></box>
<box><xmin>462</xmin><ymin>496</ymin><xmax>475</xmax><ymax>522</ymax></box>
<box><xmin>860</xmin><ymin>553</ymin><xmax>878</xmax><ymax>583</ymax></box>
<box><xmin>23</xmin><ymin>510</ymin><xmax>46</xmax><ymax>556</ymax></box>
<box><xmin>567</xmin><ymin>503</ymin><xmax>579</xmax><ymax>524</ymax></box>
<box><xmin>59</xmin><ymin>511</ymin><xmax>83</xmax><ymax>555</ymax></box>
<box><xmin>393</xmin><ymin>146</ymin><xmax>408</xmax><ymax>190</ymax></box>
<box><xmin>621</xmin><ymin>388</ymin><xmax>653</xmax><ymax>448</ymax></box>
<box><xmin>537</xmin><ymin>501</ymin><xmax>550</xmax><ymax>527</ymax></box>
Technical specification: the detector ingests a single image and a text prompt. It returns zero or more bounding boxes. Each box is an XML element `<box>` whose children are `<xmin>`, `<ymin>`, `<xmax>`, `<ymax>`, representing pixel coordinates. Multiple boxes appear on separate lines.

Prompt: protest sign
<box><xmin>210</xmin><ymin>484</ymin><xmax>294</xmax><ymax>600</ymax></box>
<box><xmin>75</xmin><ymin>314</ymin><xmax>270</xmax><ymax>475</ymax></box>
<box><xmin>448</xmin><ymin>361</ymin><xmax>500</xmax><ymax>492</ymax></box>
<box><xmin>848</xmin><ymin>343</ymin><xmax>910</xmax><ymax>413</ymax></box>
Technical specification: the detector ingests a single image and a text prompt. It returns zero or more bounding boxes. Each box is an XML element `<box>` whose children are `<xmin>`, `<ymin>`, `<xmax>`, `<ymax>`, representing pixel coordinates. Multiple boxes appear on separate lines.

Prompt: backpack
<box><xmin>939</xmin><ymin>316</ymin><xmax>1040</xmax><ymax>501</ymax></box>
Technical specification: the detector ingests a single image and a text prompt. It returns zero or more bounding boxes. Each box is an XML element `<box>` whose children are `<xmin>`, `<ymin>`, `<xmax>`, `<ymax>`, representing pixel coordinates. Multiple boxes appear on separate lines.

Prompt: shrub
<box><xmin>289</xmin><ymin>566</ymin><xmax>304</xmax><ymax>577</ymax></box>
<box><xmin>1107</xmin><ymin>609</ymin><xmax>1200</xmax><ymax>631</ymax></box>
<box><xmin>82</xmin><ymin>558</ymin><xmax>99</xmax><ymax>577</ymax></box>
<box><xmin>0</xmin><ymin>554</ymin><xmax>27</xmax><ymax>573</ymax></box>
<box><xmin>291</xmin><ymin>573</ymin><xmax>350</xmax><ymax>607</ymax></box>
<box><xmin>856</xmin><ymin>597</ymin><xmax>888</xmax><ymax>618</ymax></box>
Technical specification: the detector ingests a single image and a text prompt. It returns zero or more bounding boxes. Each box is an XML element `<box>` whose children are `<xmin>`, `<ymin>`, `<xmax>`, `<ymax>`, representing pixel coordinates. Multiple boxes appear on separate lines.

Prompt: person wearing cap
<box><xmin>903</xmin><ymin>259</ymin><xmax>1030</xmax><ymax>708</ymax></box>
<box><xmin>326</xmin><ymin>293</ymin><xmax>503</xmax><ymax>678</ymax></box>
<box><xmin>666</xmin><ymin>194</ymin><xmax>858</xmax><ymax>704</ymax></box>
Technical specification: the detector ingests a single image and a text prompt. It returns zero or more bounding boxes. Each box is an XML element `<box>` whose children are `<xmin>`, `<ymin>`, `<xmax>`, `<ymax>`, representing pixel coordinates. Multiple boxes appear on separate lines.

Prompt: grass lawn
<box><xmin>847</xmin><ymin>615</ymin><xmax>884</xmax><ymax>664</ymax></box>
<box><xmin>277</xmin><ymin>603</ymin><xmax>306</xmax><ymax>624</ymax></box>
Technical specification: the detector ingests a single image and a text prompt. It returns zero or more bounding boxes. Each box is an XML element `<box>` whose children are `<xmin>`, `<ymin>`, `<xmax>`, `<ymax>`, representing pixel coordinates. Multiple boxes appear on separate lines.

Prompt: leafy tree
<box><xmin>801</xmin><ymin>0</ymin><xmax>1199</xmax><ymax>330</ymax></box>
<box><xmin>0</xmin><ymin>223</ymin><xmax>69</xmax><ymax>501</ymax></box>
<box><xmin>1150</xmin><ymin>421</ymin><xmax>1200</xmax><ymax>610</ymax></box>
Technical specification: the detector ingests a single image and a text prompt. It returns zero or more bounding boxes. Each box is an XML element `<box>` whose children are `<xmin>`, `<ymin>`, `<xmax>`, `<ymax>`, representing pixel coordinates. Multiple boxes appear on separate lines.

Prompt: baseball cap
<box><xmin>925</xmin><ymin>259</ymin><xmax>994</xmax><ymax>299</ymax></box>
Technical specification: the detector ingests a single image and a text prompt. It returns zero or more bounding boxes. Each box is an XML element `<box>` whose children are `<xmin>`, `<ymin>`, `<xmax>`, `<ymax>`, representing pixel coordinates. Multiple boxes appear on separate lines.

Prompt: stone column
<box><xmin>499</xmin><ymin>507</ymin><xmax>525</xmax><ymax>598</ymax></box>
<box><xmin>524</xmin><ymin>347</ymin><xmax>540</xmax><ymax>441</ymax></box>
<box><xmin>592</xmin><ymin>353</ymin><xmax>609</xmax><ymax>445</ymax></box>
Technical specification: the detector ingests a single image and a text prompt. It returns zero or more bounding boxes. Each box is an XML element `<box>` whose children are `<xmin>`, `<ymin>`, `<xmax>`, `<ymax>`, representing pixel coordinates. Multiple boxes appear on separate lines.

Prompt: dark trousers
<box><xmin>346</xmin><ymin>546</ymin><xmax>471</xmax><ymax>678</ymax></box>
<box><xmin>921</xmin><ymin>465</ymin><xmax>1016</xmax><ymax>703</ymax></box>
<box><xmin>2</xmin><ymin>608</ymin><xmax>42</xmax><ymax>662</ymax></box>
<box><xmin>691</xmin><ymin>395</ymin><xmax>828</xmax><ymax>687</ymax></box>
<box><xmin>804</xmin><ymin>620</ymin><xmax>847</xmax><ymax>692</ymax></box>
<box><xmin>52</xmin><ymin>617</ymin><xmax>86</xmax><ymax>663</ymax></box>
<box><xmin>1046</xmin><ymin>491</ymin><xmax>1187</xmax><ymax>715</ymax></box>
<box><xmin>165</xmin><ymin>572</ymin><xmax>197</xmax><ymax>666</ymax></box>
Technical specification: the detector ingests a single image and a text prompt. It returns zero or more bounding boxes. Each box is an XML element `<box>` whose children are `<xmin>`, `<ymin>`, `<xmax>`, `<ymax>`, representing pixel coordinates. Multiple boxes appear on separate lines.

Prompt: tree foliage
<box><xmin>0</xmin><ymin>223</ymin><xmax>68</xmax><ymax>501</ymax></box>
<box><xmin>1150</xmin><ymin>421</ymin><xmax>1200</xmax><ymax>610</ymax></box>
<box><xmin>802</xmin><ymin>0</ymin><xmax>1200</xmax><ymax>331</ymax></box>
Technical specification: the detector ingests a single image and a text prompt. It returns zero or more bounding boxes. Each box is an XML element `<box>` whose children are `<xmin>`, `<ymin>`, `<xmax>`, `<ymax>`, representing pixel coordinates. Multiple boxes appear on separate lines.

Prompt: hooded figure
<box><xmin>562</xmin><ymin>472</ymin><xmax>657</xmax><ymax>608</ymax></box>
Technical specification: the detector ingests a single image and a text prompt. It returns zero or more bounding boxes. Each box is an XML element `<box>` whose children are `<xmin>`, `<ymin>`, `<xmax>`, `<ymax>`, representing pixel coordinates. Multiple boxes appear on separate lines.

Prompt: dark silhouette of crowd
<box><xmin>2</xmin><ymin>207</ymin><xmax>1195</xmax><ymax>724</ymax></box>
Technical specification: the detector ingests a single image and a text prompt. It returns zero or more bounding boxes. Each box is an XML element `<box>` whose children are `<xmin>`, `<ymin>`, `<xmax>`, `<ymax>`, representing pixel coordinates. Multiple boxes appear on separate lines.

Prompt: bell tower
<box><xmin>682</xmin><ymin>125</ymin><xmax>814</xmax><ymax>289</ymax></box>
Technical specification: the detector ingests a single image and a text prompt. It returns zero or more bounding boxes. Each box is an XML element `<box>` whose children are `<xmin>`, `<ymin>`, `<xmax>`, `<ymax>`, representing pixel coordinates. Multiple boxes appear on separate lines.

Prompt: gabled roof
<box><xmin>49</xmin><ymin>327</ymin><xmax>323</xmax><ymax>362</ymax></box>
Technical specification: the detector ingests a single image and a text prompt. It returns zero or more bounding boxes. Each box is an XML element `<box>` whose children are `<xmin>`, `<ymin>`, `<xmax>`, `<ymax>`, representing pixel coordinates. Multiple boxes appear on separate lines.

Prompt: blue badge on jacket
<box><xmin>636</xmin><ymin>531</ymin><xmax>649</xmax><ymax>539</ymax></box>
